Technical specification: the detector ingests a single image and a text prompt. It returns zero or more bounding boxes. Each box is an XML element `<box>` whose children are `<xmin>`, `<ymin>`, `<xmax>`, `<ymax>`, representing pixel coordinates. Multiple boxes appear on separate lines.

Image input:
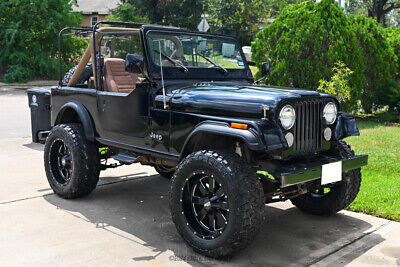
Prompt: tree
<box><xmin>108</xmin><ymin>3</ymin><xmax>150</xmax><ymax>23</ymax></box>
<box><xmin>119</xmin><ymin>0</ymin><xmax>205</xmax><ymax>31</ymax></box>
<box><xmin>162</xmin><ymin>0</ymin><xmax>206</xmax><ymax>30</ymax></box>
<box><xmin>263</xmin><ymin>0</ymin><xmax>306</xmax><ymax>18</ymax></box>
<box><xmin>345</xmin><ymin>0</ymin><xmax>400</xmax><ymax>24</ymax></box>
<box><xmin>0</xmin><ymin>0</ymin><xmax>83</xmax><ymax>82</ymax></box>
<box><xmin>366</xmin><ymin>0</ymin><xmax>400</xmax><ymax>23</ymax></box>
<box><xmin>252</xmin><ymin>0</ymin><xmax>365</xmax><ymax>109</ymax></box>
<box><xmin>206</xmin><ymin>0</ymin><xmax>267</xmax><ymax>45</ymax></box>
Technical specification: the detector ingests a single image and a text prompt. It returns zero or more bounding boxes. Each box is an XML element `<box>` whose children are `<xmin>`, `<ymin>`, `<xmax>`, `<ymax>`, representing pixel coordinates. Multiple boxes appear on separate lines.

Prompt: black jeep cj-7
<box><xmin>40</xmin><ymin>21</ymin><xmax>368</xmax><ymax>257</ymax></box>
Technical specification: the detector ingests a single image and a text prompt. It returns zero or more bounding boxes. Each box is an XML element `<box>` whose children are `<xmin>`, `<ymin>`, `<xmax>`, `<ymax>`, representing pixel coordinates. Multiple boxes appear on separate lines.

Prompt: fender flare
<box><xmin>180</xmin><ymin>121</ymin><xmax>265</xmax><ymax>160</ymax></box>
<box><xmin>333</xmin><ymin>113</ymin><xmax>360</xmax><ymax>140</ymax></box>
<box><xmin>54</xmin><ymin>101</ymin><xmax>95</xmax><ymax>142</ymax></box>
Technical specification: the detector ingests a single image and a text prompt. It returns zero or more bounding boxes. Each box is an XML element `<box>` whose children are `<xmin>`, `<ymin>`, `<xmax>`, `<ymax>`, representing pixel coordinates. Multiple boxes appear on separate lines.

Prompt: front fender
<box><xmin>180</xmin><ymin>121</ymin><xmax>268</xmax><ymax>160</ymax></box>
<box><xmin>54</xmin><ymin>101</ymin><xmax>95</xmax><ymax>142</ymax></box>
<box><xmin>333</xmin><ymin>113</ymin><xmax>360</xmax><ymax>140</ymax></box>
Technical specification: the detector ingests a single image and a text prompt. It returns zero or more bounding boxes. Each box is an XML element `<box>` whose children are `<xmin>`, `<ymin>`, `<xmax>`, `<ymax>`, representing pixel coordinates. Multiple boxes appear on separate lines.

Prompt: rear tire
<box><xmin>170</xmin><ymin>150</ymin><xmax>265</xmax><ymax>258</ymax></box>
<box><xmin>44</xmin><ymin>123</ymin><xmax>100</xmax><ymax>199</ymax></box>
<box><xmin>290</xmin><ymin>141</ymin><xmax>361</xmax><ymax>215</ymax></box>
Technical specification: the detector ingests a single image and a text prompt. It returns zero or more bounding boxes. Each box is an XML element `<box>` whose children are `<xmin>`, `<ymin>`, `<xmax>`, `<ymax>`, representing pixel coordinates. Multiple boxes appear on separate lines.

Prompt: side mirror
<box><xmin>125</xmin><ymin>54</ymin><xmax>144</xmax><ymax>74</ymax></box>
<box><xmin>261</xmin><ymin>62</ymin><xmax>271</xmax><ymax>77</ymax></box>
<box><xmin>254</xmin><ymin>62</ymin><xmax>271</xmax><ymax>84</ymax></box>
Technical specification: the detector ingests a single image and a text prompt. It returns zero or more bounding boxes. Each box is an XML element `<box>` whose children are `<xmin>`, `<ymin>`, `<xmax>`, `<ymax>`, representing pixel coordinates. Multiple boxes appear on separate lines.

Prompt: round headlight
<box><xmin>279</xmin><ymin>105</ymin><xmax>296</xmax><ymax>130</ymax></box>
<box><xmin>323</xmin><ymin>102</ymin><xmax>337</xmax><ymax>125</ymax></box>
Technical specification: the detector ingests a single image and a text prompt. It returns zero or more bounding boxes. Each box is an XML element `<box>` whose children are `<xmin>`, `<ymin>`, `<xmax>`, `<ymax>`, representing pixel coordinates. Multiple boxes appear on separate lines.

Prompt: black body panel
<box><xmin>51</xmin><ymin>80</ymin><xmax>358</xmax><ymax>160</ymax></box>
<box><xmin>51</xmin><ymin>24</ymin><xmax>361</xmax><ymax>163</ymax></box>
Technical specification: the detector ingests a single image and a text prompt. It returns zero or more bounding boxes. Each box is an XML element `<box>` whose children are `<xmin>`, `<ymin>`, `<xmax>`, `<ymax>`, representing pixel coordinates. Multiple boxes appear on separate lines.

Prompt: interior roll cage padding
<box><xmin>55</xmin><ymin>101</ymin><xmax>96</xmax><ymax>142</ymax></box>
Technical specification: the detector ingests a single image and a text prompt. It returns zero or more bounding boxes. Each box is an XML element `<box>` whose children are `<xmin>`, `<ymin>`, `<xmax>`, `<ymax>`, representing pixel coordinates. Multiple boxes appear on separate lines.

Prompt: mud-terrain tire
<box><xmin>44</xmin><ymin>123</ymin><xmax>100</xmax><ymax>199</ymax></box>
<box><xmin>290</xmin><ymin>141</ymin><xmax>361</xmax><ymax>216</ymax></box>
<box><xmin>170</xmin><ymin>150</ymin><xmax>265</xmax><ymax>258</ymax></box>
<box><xmin>154</xmin><ymin>164</ymin><xmax>175</xmax><ymax>179</ymax></box>
<box><xmin>62</xmin><ymin>63</ymin><xmax>93</xmax><ymax>85</ymax></box>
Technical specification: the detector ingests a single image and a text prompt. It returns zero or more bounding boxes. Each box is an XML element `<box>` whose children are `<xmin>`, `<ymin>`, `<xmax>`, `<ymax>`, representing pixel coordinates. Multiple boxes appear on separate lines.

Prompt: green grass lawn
<box><xmin>346</xmin><ymin>120</ymin><xmax>400</xmax><ymax>221</ymax></box>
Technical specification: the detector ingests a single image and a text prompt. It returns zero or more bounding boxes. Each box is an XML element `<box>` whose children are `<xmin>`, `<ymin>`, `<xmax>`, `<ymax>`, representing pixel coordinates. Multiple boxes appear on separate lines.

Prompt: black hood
<box><xmin>170</xmin><ymin>83</ymin><xmax>332</xmax><ymax>119</ymax></box>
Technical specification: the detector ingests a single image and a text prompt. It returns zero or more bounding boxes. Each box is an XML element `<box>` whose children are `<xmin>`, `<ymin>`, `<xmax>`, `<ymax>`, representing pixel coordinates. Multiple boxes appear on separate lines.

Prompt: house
<box><xmin>72</xmin><ymin>0</ymin><xmax>121</xmax><ymax>28</ymax></box>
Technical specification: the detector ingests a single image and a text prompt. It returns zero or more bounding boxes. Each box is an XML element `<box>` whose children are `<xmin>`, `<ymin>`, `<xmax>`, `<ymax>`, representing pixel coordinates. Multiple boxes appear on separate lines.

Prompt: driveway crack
<box><xmin>307</xmin><ymin>220</ymin><xmax>393</xmax><ymax>266</ymax></box>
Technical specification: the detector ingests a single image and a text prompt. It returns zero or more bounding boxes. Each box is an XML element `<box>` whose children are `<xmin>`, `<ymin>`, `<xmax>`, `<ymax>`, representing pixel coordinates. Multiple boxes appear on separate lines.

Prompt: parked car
<box><xmin>38</xmin><ymin>21</ymin><xmax>368</xmax><ymax>258</ymax></box>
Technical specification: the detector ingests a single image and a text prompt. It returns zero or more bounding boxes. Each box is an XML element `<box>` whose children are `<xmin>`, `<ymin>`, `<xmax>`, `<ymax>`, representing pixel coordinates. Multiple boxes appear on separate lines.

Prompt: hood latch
<box><xmin>262</xmin><ymin>105</ymin><xmax>269</xmax><ymax>120</ymax></box>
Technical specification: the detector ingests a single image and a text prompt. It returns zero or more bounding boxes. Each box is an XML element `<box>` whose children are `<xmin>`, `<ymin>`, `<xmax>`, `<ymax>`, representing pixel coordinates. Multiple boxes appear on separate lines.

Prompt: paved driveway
<box><xmin>0</xmin><ymin>87</ymin><xmax>399</xmax><ymax>266</ymax></box>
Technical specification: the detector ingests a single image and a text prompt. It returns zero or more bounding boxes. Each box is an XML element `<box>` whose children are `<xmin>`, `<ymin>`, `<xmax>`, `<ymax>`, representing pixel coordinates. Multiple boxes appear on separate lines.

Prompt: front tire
<box><xmin>154</xmin><ymin>164</ymin><xmax>175</xmax><ymax>179</ymax></box>
<box><xmin>44</xmin><ymin>123</ymin><xmax>100</xmax><ymax>199</ymax></box>
<box><xmin>170</xmin><ymin>150</ymin><xmax>265</xmax><ymax>258</ymax></box>
<box><xmin>290</xmin><ymin>141</ymin><xmax>361</xmax><ymax>215</ymax></box>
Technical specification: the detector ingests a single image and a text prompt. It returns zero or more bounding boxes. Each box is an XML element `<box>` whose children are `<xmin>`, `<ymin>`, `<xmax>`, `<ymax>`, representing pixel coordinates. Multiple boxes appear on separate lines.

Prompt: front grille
<box><xmin>293</xmin><ymin>100</ymin><xmax>323</xmax><ymax>154</ymax></box>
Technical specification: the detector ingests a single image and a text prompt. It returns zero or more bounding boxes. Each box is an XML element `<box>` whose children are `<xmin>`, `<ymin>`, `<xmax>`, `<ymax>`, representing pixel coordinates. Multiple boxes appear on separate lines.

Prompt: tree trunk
<box><xmin>367</xmin><ymin>0</ymin><xmax>400</xmax><ymax>24</ymax></box>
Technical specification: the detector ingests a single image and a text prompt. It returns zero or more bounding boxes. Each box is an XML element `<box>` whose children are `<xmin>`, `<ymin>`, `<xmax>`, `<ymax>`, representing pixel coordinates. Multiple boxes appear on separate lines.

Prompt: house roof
<box><xmin>72</xmin><ymin>0</ymin><xmax>121</xmax><ymax>15</ymax></box>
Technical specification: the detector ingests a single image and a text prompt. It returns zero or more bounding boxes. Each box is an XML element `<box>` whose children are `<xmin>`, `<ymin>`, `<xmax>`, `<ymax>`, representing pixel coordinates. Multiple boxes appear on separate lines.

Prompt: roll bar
<box><xmin>58</xmin><ymin>27</ymin><xmax>92</xmax><ymax>86</ymax></box>
<box><xmin>59</xmin><ymin>21</ymin><xmax>147</xmax><ymax>88</ymax></box>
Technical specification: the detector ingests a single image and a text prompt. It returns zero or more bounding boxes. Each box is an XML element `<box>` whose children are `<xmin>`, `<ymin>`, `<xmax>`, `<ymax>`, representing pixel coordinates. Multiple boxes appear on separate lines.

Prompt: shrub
<box><xmin>386</xmin><ymin>27</ymin><xmax>400</xmax><ymax>81</ymax></box>
<box><xmin>379</xmin><ymin>111</ymin><xmax>400</xmax><ymax>123</ymax></box>
<box><xmin>252</xmin><ymin>0</ymin><xmax>399</xmax><ymax>112</ymax></box>
<box><xmin>252</xmin><ymin>0</ymin><xmax>364</xmax><ymax>109</ymax></box>
<box><xmin>349</xmin><ymin>15</ymin><xmax>398</xmax><ymax>113</ymax></box>
<box><xmin>0</xmin><ymin>0</ymin><xmax>83</xmax><ymax>83</ymax></box>
<box><xmin>382</xmin><ymin>80</ymin><xmax>400</xmax><ymax>113</ymax></box>
<box><xmin>318</xmin><ymin>61</ymin><xmax>353</xmax><ymax>106</ymax></box>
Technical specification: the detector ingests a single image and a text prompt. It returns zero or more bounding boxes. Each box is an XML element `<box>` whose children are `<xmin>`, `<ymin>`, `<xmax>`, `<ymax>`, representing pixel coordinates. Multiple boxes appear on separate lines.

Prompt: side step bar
<box><xmin>38</xmin><ymin>130</ymin><xmax>50</xmax><ymax>141</ymax></box>
<box><xmin>111</xmin><ymin>150</ymin><xmax>144</xmax><ymax>164</ymax></box>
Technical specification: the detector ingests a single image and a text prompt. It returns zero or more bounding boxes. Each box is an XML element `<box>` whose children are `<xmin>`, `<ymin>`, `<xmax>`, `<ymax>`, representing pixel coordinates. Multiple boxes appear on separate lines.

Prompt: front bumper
<box><xmin>280</xmin><ymin>155</ymin><xmax>368</xmax><ymax>188</ymax></box>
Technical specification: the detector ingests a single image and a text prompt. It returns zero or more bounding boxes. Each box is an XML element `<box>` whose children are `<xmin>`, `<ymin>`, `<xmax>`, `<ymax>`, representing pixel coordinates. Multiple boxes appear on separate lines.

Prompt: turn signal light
<box><xmin>231</xmin><ymin>123</ymin><xmax>248</xmax><ymax>130</ymax></box>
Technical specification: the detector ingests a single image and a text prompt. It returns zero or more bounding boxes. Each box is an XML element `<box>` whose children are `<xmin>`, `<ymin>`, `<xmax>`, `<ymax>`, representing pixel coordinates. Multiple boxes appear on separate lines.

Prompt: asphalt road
<box><xmin>0</xmin><ymin>87</ymin><xmax>399</xmax><ymax>266</ymax></box>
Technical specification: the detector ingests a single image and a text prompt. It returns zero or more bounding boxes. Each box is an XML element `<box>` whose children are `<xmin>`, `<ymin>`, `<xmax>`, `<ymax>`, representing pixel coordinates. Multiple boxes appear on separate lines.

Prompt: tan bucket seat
<box><xmin>104</xmin><ymin>58</ymin><xmax>141</xmax><ymax>93</ymax></box>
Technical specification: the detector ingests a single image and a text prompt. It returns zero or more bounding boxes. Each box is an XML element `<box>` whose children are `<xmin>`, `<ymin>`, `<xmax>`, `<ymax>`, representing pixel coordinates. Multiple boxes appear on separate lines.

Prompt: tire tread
<box><xmin>44</xmin><ymin>123</ymin><xmax>99</xmax><ymax>199</ymax></box>
<box><xmin>170</xmin><ymin>150</ymin><xmax>265</xmax><ymax>258</ymax></box>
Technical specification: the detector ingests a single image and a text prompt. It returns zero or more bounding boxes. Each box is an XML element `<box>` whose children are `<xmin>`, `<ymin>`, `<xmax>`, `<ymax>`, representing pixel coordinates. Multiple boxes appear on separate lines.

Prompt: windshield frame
<box><xmin>142</xmin><ymin>27</ymin><xmax>253</xmax><ymax>81</ymax></box>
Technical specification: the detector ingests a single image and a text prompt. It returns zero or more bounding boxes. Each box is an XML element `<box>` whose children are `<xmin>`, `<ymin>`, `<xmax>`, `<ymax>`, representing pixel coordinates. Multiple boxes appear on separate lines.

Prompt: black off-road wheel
<box><xmin>44</xmin><ymin>123</ymin><xmax>100</xmax><ymax>199</ymax></box>
<box><xmin>154</xmin><ymin>164</ymin><xmax>175</xmax><ymax>179</ymax></box>
<box><xmin>290</xmin><ymin>141</ymin><xmax>362</xmax><ymax>215</ymax></box>
<box><xmin>170</xmin><ymin>150</ymin><xmax>265</xmax><ymax>258</ymax></box>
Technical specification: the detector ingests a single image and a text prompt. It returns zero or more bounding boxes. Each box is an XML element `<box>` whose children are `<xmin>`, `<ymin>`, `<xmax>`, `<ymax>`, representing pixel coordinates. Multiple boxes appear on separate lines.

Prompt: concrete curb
<box><xmin>0</xmin><ymin>80</ymin><xmax>58</xmax><ymax>88</ymax></box>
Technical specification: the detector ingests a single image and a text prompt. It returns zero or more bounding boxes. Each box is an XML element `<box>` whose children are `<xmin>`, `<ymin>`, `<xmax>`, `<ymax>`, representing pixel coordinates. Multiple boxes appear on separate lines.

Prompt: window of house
<box><xmin>91</xmin><ymin>16</ymin><xmax>98</xmax><ymax>27</ymax></box>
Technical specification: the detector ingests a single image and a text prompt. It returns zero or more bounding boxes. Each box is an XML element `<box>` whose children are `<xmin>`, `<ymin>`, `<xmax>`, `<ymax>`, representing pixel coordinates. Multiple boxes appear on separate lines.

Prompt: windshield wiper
<box><xmin>153</xmin><ymin>49</ymin><xmax>188</xmax><ymax>72</ymax></box>
<box><xmin>195</xmin><ymin>51</ymin><xmax>228</xmax><ymax>74</ymax></box>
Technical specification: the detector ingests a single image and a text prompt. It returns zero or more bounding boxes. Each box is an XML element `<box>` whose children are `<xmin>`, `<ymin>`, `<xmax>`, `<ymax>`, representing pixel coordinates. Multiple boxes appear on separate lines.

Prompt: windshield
<box><xmin>147</xmin><ymin>31</ymin><xmax>245</xmax><ymax>71</ymax></box>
